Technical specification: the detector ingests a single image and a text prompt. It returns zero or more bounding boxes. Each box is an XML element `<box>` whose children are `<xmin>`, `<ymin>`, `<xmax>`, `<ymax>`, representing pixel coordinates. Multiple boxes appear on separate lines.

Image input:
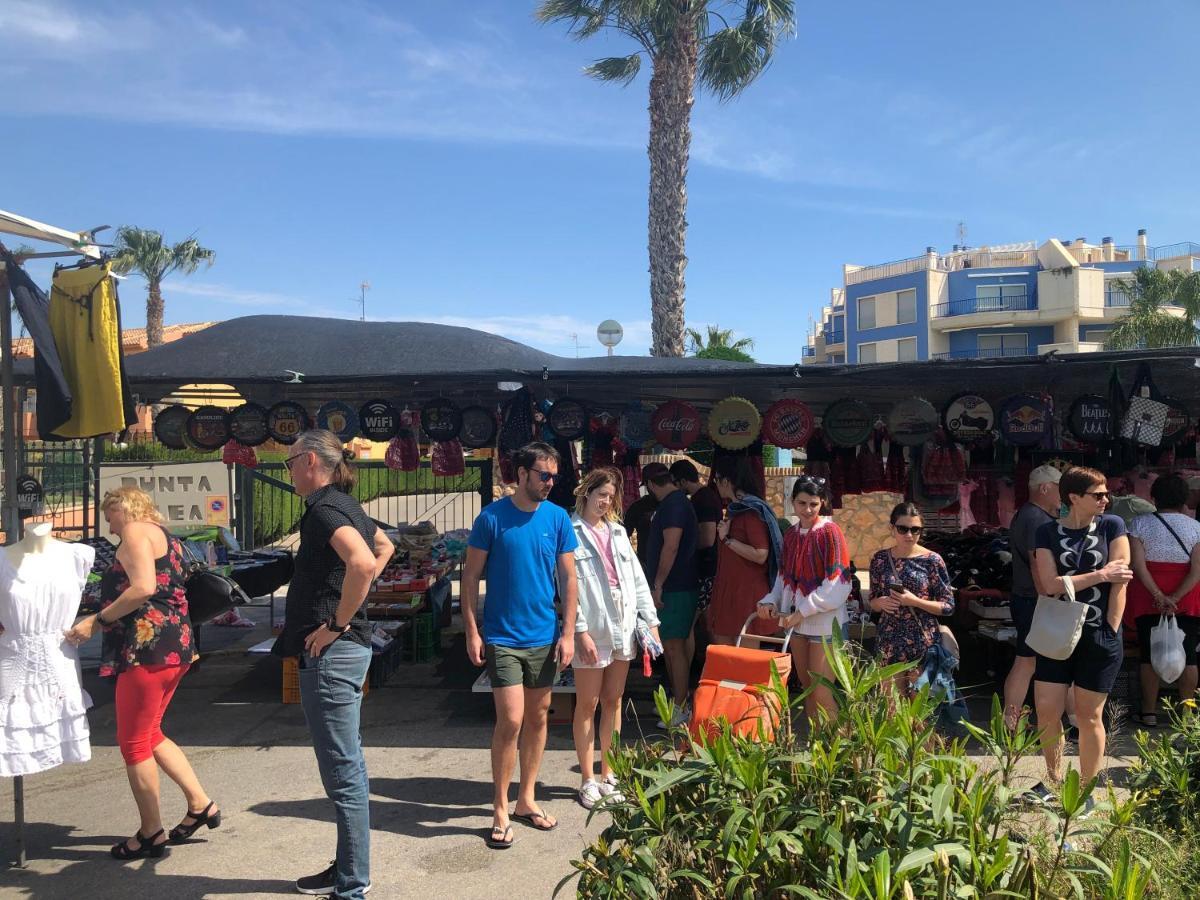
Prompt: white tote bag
<box><xmin>1150</xmin><ymin>614</ymin><xmax>1187</xmax><ymax>684</ymax></box>
<box><xmin>1026</xmin><ymin>575</ymin><xmax>1088</xmax><ymax>661</ymax></box>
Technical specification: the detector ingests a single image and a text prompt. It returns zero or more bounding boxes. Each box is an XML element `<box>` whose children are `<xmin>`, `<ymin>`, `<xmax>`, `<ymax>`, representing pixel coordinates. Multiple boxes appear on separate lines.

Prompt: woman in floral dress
<box><xmin>868</xmin><ymin>502</ymin><xmax>955</xmax><ymax>696</ymax></box>
<box><xmin>66</xmin><ymin>486</ymin><xmax>220</xmax><ymax>859</ymax></box>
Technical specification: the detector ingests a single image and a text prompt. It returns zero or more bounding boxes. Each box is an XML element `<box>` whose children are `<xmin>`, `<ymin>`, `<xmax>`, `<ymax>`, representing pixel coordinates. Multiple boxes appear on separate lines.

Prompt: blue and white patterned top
<box><xmin>1035</xmin><ymin>513</ymin><xmax>1126</xmax><ymax>630</ymax></box>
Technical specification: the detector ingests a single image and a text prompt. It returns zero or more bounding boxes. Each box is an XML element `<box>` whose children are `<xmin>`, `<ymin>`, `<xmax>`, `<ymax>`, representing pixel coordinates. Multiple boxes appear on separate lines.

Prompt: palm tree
<box><xmin>686</xmin><ymin>323</ymin><xmax>755</xmax><ymax>361</ymax></box>
<box><xmin>110</xmin><ymin>227</ymin><xmax>214</xmax><ymax>347</ymax></box>
<box><xmin>1105</xmin><ymin>268</ymin><xmax>1200</xmax><ymax>351</ymax></box>
<box><xmin>537</xmin><ymin>1</ymin><xmax>796</xmax><ymax>357</ymax></box>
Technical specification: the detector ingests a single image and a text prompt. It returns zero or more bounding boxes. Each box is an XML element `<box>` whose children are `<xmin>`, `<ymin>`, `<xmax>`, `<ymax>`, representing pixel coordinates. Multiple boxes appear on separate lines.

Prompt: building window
<box><xmin>977</xmin><ymin>333</ymin><xmax>1028</xmax><ymax>358</ymax></box>
<box><xmin>828</xmin><ymin>353</ymin><xmax>845</xmax><ymax>364</ymax></box>
<box><xmin>1084</xmin><ymin>329</ymin><xmax>1110</xmax><ymax>344</ymax></box>
<box><xmin>857</xmin><ymin>297</ymin><xmax>876</xmax><ymax>330</ymax></box>
<box><xmin>897</xmin><ymin>337</ymin><xmax>918</xmax><ymax>362</ymax></box>
<box><xmin>858</xmin><ymin>342</ymin><xmax>877</xmax><ymax>364</ymax></box>
<box><xmin>896</xmin><ymin>289</ymin><xmax>917</xmax><ymax>324</ymax></box>
<box><xmin>975</xmin><ymin>283</ymin><xmax>1026</xmax><ymax>311</ymax></box>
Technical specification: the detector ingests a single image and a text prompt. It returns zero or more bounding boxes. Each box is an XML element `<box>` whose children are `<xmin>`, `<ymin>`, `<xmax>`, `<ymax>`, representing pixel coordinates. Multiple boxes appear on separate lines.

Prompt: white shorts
<box><xmin>573</xmin><ymin>643</ymin><xmax>637</xmax><ymax>670</ymax></box>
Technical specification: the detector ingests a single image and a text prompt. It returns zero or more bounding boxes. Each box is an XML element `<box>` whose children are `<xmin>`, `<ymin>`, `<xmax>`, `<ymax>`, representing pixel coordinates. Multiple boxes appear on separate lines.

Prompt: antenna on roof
<box><xmin>956</xmin><ymin>221</ymin><xmax>968</xmax><ymax>248</ymax></box>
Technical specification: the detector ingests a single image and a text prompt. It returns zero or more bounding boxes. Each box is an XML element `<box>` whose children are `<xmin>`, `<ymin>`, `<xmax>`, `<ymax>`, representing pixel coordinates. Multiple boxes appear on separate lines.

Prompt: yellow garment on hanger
<box><xmin>49</xmin><ymin>263</ymin><xmax>127</xmax><ymax>438</ymax></box>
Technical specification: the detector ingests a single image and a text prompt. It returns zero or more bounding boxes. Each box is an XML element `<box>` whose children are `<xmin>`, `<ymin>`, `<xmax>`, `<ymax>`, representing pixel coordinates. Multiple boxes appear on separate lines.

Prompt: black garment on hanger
<box><xmin>2</xmin><ymin>249</ymin><xmax>73</xmax><ymax>438</ymax></box>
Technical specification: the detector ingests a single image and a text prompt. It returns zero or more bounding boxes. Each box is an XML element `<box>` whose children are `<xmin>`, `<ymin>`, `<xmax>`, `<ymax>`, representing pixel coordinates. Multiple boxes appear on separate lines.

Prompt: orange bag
<box><xmin>689</xmin><ymin>643</ymin><xmax>791</xmax><ymax>743</ymax></box>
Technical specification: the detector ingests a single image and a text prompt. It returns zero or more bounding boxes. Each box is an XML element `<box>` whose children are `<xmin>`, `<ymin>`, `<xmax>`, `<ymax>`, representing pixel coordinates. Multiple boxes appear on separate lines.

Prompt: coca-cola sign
<box><xmin>651</xmin><ymin>400</ymin><xmax>701</xmax><ymax>450</ymax></box>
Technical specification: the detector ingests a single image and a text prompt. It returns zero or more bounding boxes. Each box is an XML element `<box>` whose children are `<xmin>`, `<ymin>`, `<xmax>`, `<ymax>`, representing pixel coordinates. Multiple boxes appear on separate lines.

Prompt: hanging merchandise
<box><xmin>589</xmin><ymin>414</ymin><xmax>619</xmax><ymax>468</ymax></box>
<box><xmin>620</xmin><ymin>401</ymin><xmax>653</xmax><ymax>449</ymax></box>
<box><xmin>48</xmin><ymin>260</ymin><xmax>137</xmax><ymax>438</ymax></box>
<box><xmin>1067</xmin><ymin>395</ymin><xmax>1114</xmax><ymax>444</ymax></box>
<box><xmin>1120</xmin><ymin>363</ymin><xmax>1169</xmax><ymax>446</ymax></box>
<box><xmin>761</xmin><ymin>399</ymin><xmax>814</xmax><ymax>449</ymax></box>
<box><xmin>998</xmin><ymin>394</ymin><xmax>1051</xmax><ymax>447</ymax></box>
<box><xmin>316</xmin><ymin>401</ymin><xmax>359</xmax><ymax>442</ymax></box>
<box><xmin>708</xmin><ymin>396</ymin><xmax>761</xmax><ymax>450</ymax></box>
<box><xmin>822</xmin><ymin>398</ymin><xmax>873</xmax><ymax>448</ymax></box>
<box><xmin>222</xmin><ymin>439</ymin><xmax>258</xmax><ymax>468</ymax></box>
<box><xmin>358</xmin><ymin>400</ymin><xmax>399</xmax><ymax>442</ymax></box>
<box><xmin>228</xmin><ymin>403</ymin><xmax>270</xmax><ymax>447</ymax></box>
<box><xmin>547</xmin><ymin>398</ymin><xmax>589</xmax><ymax>440</ymax></box>
<box><xmin>266</xmin><ymin>401</ymin><xmax>310</xmax><ymax>445</ymax></box>
<box><xmin>920</xmin><ymin>435</ymin><xmax>967</xmax><ymax>503</ymax></box>
<box><xmin>1</xmin><ymin>249</ymin><xmax>73</xmax><ymax>439</ymax></box>
<box><xmin>888</xmin><ymin>397</ymin><xmax>940</xmax><ymax>447</ymax></box>
<box><xmin>459</xmin><ymin>405</ymin><xmax>498</xmax><ymax>449</ymax></box>
<box><xmin>498</xmin><ymin>388</ymin><xmax>534</xmax><ymax>482</ymax></box>
<box><xmin>393</xmin><ymin>408</ymin><xmax>421</xmax><ymax>472</ymax></box>
<box><xmin>651</xmin><ymin>399</ymin><xmax>702</xmax><ymax>450</ymax></box>
<box><xmin>430</xmin><ymin>439</ymin><xmax>465</xmax><ymax>477</ymax></box>
<box><xmin>1161</xmin><ymin>397</ymin><xmax>1191</xmax><ymax>446</ymax></box>
<box><xmin>941</xmin><ymin>392</ymin><xmax>995</xmax><ymax>443</ymax></box>
<box><xmin>153</xmin><ymin>404</ymin><xmax>192</xmax><ymax>450</ymax></box>
<box><xmin>421</xmin><ymin>399</ymin><xmax>462</xmax><ymax>442</ymax></box>
<box><xmin>186</xmin><ymin>406</ymin><xmax>232</xmax><ymax>451</ymax></box>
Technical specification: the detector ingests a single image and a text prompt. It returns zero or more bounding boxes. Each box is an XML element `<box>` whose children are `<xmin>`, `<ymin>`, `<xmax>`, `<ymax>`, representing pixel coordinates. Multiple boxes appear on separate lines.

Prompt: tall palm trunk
<box><xmin>146</xmin><ymin>278</ymin><xmax>165</xmax><ymax>347</ymax></box>
<box><xmin>647</xmin><ymin>13</ymin><xmax>698</xmax><ymax>358</ymax></box>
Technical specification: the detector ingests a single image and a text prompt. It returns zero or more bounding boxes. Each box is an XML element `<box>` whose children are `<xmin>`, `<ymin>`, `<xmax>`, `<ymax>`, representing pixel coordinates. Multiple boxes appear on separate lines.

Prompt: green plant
<box><xmin>1105</xmin><ymin>268</ymin><xmax>1200</xmax><ymax>350</ymax></box>
<box><xmin>1127</xmin><ymin>699</ymin><xmax>1200</xmax><ymax>829</ymax></box>
<box><xmin>110</xmin><ymin>225</ymin><xmax>215</xmax><ymax>347</ymax></box>
<box><xmin>561</xmin><ymin>641</ymin><xmax>1161</xmax><ymax>898</ymax></box>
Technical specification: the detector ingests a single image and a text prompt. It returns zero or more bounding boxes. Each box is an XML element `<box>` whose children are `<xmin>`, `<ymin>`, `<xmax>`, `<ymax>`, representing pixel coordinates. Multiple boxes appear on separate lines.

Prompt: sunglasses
<box><xmin>796</xmin><ymin>476</ymin><xmax>827</xmax><ymax>490</ymax></box>
<box><xmin>893</xmin><ymin>525</ymin><xmax>924</xmax><ymax>536</ymax></box>
<box><xmin>529</xmin><ymin>468</ymin><xmax>557</xmax><ymax>483</ymax></box>
<box><xmin>1084</xmin><ymin>491</ymin><xmax>1110</xmax><ymax>500</ymax></box>
<box><xmin>284</xmin><ymin>452</ymin><xmax>306</xmax><ymax>471</ymax></box>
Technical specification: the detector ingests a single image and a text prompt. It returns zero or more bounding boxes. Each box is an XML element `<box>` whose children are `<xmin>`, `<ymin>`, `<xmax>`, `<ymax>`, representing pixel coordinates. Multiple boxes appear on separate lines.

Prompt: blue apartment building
<box><xmin>803</xmin><ymin>231</ymin><xmax>1200</xmax><ymax>365</ymax></box>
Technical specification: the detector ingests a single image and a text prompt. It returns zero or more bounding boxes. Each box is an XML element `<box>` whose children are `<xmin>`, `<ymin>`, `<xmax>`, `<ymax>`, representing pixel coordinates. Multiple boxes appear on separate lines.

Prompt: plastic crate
<box><xmin>281</xmin><ymin>656</ymin><xmax>370</xmax><ymax>704</ymax></box>
<box><xmin>369</xmin><ymin>640</ymin><xmax>403</xmax><ymax>688</ymax></box>
<box><xmin>406</xmin><ymin>612</ymin><xmax>436</xmax><ymax>663</ymax></box>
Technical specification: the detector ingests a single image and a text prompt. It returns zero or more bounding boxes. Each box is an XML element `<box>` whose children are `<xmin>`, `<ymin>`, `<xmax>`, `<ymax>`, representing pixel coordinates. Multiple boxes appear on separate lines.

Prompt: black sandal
<box><xmin>111</xmin><ymin>829</ymin><xmax>168</xmax><ymax>860</ymax></box>
<box><xmin>169</xmin><ymin>801</ymin><xmax>222</xmax><ymax>843</ymax></box>
<box><xmin>1136</xmin><ymin>712</ymin><xmax>1159</xmax><ymax>728</ymax></box>
<box><xmin>486</xmin><ymin>823</ymin><xmax>514</xmax><ymax>849</ymax></box>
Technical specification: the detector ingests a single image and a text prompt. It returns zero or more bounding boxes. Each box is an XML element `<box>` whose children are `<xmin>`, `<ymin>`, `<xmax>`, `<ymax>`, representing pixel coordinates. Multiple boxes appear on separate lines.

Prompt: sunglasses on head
<box><xmin>529</xmin><ymin>468</ymin><xmax>557</xmax><ymax>483</ymax></box>
<box><xmin>894</xmin><ymin>524</ymin><xmax>923</xmax><ymax>535</ymax></box>
<box><xmin>796</xmin><ymin>476</ymin><xmax>827</xmax><ymax>490</ymax></box>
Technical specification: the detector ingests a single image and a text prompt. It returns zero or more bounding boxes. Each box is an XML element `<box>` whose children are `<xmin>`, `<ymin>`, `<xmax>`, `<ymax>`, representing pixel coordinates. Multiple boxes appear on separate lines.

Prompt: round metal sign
<box><xmin>459</xmin><ymin>405</ymin><xmax>497</xmax><ymax>449</ymax></box>
<box><xmin>421</xmin><ymin>399</ymin><xmax>462</xmax><ymax>442</ymax></box>
<box><xmin>822</xmin><ymin>398</ymin><xmax>873</xmax><ymax>448</ymax></box>
<box><xmin>186</xmin><ymin>405</ymin><xmax>232</xmax><ymax>451</ymax></box>
<box><xmin>228</xmin><ymin>403</ymin><xmax>270</xmax><ymax>447</ymax></box>
<box><xmin>651</xmin><ymin>400</ymin><xmax>702</xmax><ymax>451</ymax></box>
<box><xmin>267</xmin><ymin>401</ymin><xmax>310</xmax><ymax>445</ymax></box>
<box><xmin>761</xmin><ymin>399</ymin><xmax>815</xmax><ymax>449</ymax></box>
<box><xmin>998</xmin><ymin>394</ymin><xmax>1051</xmax><ymax>447</ymax></box>
<box><xmin>316</xmin><ymin>401</ymin><xmax>359</xmax><ymax>442</ymax></box>
<box><xmin>708</xmin><ymin>397</ymin><xmax>761</xmax><ymax>451</ymax></box>
<box><xmin>942</xmin><ymin>392</ymin><xmax>995</xmax><ymax>442</ymax></box>
<box><xmin>547</xmin><ymin>398</ymin><xmax>589</xmax><ymax>440</ymax></box>
<box><xmin>1067</xmin><ymin>395</ymin><xmax>1114</xmax><ymax>444</ymax></box>
<box><xmin>597</xmin><ymin>319</ymin><xmax>624</xmax><ymax>349</ymax></box>
<box><xmin>153</xmin><ymin>404</ymin><xmax>191</xmax><ymax>450</ymax></box>
<box><xmin>358</xmin><ymin>400</ymin><xmax>399</xmax><ymax>442</ymax></box>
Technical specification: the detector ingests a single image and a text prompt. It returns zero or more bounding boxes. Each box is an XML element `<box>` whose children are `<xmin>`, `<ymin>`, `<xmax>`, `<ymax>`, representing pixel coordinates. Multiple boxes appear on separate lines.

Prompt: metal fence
<box><xmin>3</xmin><ymin>439</ymin><xmax>93</xmax><ymax>538</ymax></box>
<box><xmin>237</xmin><ymin>458</ymin><xmax>493</xmax><ymax>549</ymax></box>
<box><xmin>932</xmin><ymin>293</ymin><xmax>1035</xmax><ymax>318</ymax></box>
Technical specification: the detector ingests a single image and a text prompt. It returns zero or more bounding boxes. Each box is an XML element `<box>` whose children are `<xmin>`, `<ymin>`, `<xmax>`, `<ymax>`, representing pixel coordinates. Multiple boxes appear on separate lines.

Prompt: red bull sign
<box><xmin>999</xmin><ymin>394</ymin><xmax>1050</xmax><ymax>447</ymax></box>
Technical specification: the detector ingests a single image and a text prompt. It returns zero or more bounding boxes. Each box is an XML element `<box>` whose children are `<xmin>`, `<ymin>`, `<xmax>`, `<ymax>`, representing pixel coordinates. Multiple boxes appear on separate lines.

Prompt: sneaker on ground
<box><xmin>295</xmin><ymin>862</ymin><xmax>372</xmax><ymax>896</ymax></box>
<box><xmin>597</xmin><ymin>776</ymin><xmax>617</xmax><ymax>796</ymax></box>
<box><xmin>578</xmin><ymin>780</ymin><xmax>604</xmax><ymax>810</ymax></box>
<box><xmin>656</xmin><ymin>705</ymin><xmax>689</xmax><ymax>729</ymax></box>
<box><xmin>1019</xmin><ymin>781</ymin><xmax>1055</xmax><ymax>806</ymax></box>
<box><xmin>1076</xmin><ymin>797</ymin><xmax>1097</xmax><ymax>820</ymax></box>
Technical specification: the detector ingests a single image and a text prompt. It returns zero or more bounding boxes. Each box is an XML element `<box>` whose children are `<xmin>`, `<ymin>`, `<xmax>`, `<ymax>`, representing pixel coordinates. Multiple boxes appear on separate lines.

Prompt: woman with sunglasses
<box><xmin>1032</xmin><ymin>466</ymin><xmax>1131</xmax><ymax>792</ymax></box>
<box><xmin>868</xmin><ymin>503</ymin><xmax>955</xmax><ymax>696</ymax></box>
<box><xmin>757</xmin><ymin>475</ymin><xmax>850</xmax><ymax>722</ymax></box>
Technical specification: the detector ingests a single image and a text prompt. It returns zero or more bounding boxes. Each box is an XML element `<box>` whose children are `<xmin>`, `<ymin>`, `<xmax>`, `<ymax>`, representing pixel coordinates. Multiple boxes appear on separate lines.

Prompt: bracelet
<box><xmin>95</xmin><ymin>612</ymin><xmax>110</xmax><ymax>627</ymax></box>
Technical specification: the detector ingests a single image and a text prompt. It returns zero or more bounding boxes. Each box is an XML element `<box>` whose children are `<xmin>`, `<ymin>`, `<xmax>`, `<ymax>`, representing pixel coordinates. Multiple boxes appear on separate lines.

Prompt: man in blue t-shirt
<box><xmin>461</xmin><ymin>442</ymin><xmax>578</xmax><ymax>849</ymax></box>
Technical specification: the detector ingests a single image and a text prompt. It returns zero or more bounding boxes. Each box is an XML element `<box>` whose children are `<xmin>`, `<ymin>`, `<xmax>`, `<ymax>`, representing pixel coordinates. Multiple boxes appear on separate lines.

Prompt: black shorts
<box><xmin>1136</xmin><ymin>614</ymin><xmax>1200</xmax><ymax>667</ymax></box>
<box><xmin>1035</xmin><ymin>622</ymin><xmax>1123</xmax><ymax>694</ymax></box>
<box><xmin>1010</xmin><ymin>594</ymin><xmax>1037</xmax><ymax>658</ymax></box>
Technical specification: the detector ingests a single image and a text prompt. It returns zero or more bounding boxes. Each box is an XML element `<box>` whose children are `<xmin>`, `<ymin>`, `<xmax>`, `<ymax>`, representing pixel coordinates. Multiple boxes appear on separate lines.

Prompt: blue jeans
<box><xmin>299</xmin><ymin>639</ymin><xmax>372</xmax><ymax>900</ymax></box>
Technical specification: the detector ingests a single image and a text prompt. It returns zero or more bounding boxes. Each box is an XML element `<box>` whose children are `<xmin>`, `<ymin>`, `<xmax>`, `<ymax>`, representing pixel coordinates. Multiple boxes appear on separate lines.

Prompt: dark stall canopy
<box><xmin>15</xmin><ymin>315</ymin><xmax>1200</xmax><ymax>415</ymax></box>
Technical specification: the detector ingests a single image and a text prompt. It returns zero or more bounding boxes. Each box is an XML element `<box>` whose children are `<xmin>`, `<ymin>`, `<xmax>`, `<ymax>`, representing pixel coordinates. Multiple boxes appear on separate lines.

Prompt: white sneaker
<box><xmin>597</xmin><ymin>774</ymin><xmax>624</xmax><ymax>804</ymax></box>
<box><xmin>578</xmin><ymin>780</ymin><xmax>604</xmax><ymax>810</ymax></box>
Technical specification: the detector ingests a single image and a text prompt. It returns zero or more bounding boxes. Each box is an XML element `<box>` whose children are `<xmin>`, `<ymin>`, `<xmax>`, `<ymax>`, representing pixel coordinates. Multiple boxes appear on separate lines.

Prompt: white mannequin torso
<box><xmin>5</xmin><ymin>522</ymin><xmax>57</xmax><ymax>566</ymax></box>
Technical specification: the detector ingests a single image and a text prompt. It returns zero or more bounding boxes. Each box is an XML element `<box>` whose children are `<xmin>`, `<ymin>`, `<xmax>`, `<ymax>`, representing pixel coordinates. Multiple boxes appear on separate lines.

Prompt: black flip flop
<box><xmin>512</xmin><ymin>809</ymin><xmax>558</xmax><ymax>832</ymax></box>
<box><xmin>1136</xmin><ymin>712</ymin><xmax>1159</xmax><ymax>728</ymax></box>
<box><xmin>486</xmin><ymin>823</ymin><xmax>513</xmax><ymax>849</ymax></box>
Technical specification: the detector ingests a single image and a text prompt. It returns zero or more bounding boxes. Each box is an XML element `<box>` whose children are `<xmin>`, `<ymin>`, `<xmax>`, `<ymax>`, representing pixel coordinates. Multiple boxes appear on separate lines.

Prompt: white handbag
<box><xmin>1026</xmin><ymin>574</ymin><xmax>1088</xmax><ymax>661</ymax></box>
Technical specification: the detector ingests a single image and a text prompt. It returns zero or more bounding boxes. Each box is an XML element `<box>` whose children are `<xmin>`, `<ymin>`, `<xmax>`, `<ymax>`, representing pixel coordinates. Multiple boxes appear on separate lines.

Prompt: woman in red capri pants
<box><xmin>67</xmin><ymin>486</ymin><xmax>220</xmax><ymax>859</ymax></box>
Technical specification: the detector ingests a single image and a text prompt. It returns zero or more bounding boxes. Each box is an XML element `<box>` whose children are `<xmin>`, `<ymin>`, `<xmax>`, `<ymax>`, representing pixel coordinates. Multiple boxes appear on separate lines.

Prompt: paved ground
<box><xmin>1</xmin><ymin>596</ymin><xmax>1143</xmax><ymax>900</ymax></box>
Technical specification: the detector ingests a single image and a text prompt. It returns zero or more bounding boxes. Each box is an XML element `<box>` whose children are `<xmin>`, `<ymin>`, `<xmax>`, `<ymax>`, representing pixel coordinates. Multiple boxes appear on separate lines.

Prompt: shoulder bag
<box><xmin>185</xmin><ymin>565</ymin><xmax>251</xmax><ymax>624</ymax></box>
<box><xmin>1026</xmin><ymin>568</ymin><xmax>1087</xmax><ymax>660</ymax></box>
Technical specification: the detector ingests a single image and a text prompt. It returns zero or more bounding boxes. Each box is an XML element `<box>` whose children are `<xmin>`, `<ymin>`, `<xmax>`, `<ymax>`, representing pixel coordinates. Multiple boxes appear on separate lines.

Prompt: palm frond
<box><xmin>1106</xmin><ymin>268</ymin><xmax>1200</xmax><ymax>349</ymax></box>
<box><xmin>584</xmin><ymin>52</ymin><xmax>642</xmax><ymax>84</ymax></box>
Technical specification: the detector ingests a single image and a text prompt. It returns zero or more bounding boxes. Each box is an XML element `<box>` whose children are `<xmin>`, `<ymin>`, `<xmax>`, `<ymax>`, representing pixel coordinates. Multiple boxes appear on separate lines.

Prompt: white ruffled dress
<box><xmin>0</xmin><ymin>541</ymin><xmax>95</xmax><ymax>777</ymax></box>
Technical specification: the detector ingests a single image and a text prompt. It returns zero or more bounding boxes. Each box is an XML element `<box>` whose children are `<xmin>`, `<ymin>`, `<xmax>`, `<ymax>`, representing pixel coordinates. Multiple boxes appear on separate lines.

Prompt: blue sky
<box><xmin>3</xmin><ymin>0</ymin><xmax>1198</xmax><ymax>363</ymax></box>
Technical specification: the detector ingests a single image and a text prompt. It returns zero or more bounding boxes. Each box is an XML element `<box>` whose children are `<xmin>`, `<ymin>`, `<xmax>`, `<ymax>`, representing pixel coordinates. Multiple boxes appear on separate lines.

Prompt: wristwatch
<box><xmin>325</xmin><ymin>617</ymin><xmax>350</xmax><ymax>634</ymax></box>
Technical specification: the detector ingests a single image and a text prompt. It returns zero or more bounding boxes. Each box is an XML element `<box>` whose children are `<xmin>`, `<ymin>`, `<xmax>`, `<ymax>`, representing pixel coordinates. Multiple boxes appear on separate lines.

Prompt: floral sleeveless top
<box><xmin>98</xmin><ymin>525</ymin><xmax>197</xmax><ymax>677</ymax></box>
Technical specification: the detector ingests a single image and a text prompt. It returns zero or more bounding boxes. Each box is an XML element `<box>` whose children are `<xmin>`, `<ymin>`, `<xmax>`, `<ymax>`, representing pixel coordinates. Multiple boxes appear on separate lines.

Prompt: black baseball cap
<box><xmin>669</xmin><ymin>460</ymin><xmax>700</xmax><ymax>483</ymax></box>
<box><xmin>641</xmin><ymin>462</ymin><xmax>671</xmax><ymax>483</ymax></box>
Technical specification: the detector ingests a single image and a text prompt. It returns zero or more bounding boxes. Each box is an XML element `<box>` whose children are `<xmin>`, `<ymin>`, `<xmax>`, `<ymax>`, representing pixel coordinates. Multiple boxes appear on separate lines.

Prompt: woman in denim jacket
<box><xmin>570</xmin><ymin>467</ymin><xmax>661</xmax><ymax>809</ymax></box>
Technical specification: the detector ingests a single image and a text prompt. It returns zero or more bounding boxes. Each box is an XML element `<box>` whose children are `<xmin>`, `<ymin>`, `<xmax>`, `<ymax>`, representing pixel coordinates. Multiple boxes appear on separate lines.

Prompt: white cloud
<box><xmin>161</xmin><ymin>280</ymin><xmax>299</xmax><ymax>308</ymax></box>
